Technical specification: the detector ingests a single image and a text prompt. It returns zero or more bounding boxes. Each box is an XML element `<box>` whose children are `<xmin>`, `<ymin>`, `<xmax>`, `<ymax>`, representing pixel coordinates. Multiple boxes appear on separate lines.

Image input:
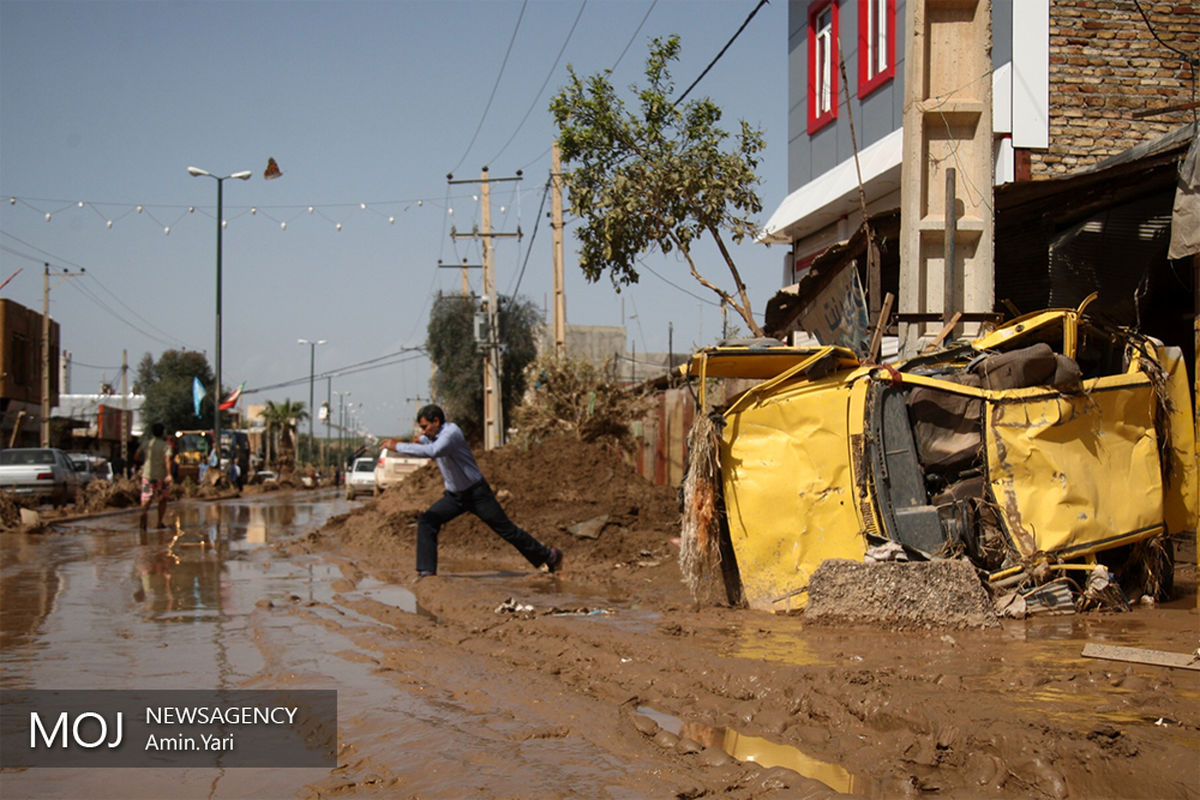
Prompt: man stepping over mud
<box><xmin>379</xmin><ymin>404</ymin><xmax>562</xmax><ymax>578</ymax></box>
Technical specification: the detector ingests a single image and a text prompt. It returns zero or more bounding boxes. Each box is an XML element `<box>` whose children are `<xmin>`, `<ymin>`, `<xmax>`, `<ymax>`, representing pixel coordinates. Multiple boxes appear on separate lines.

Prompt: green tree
<box><xmin>135</xmin><ymin>349</ymin><xmax>217</xmax><ymax>435</ymax></box>
<box><xmin>426</xmin><ymin>292</ymin><xmax>542</xmax><ymax>442</ymax></box>
<box><xmin>258</xmin><ymin>398</ymin><xmax>307</xmax><ymax>472</ymax></box>
<box><xmin>550</xmin><ymin>35</ymin><xmax>766</xmax><ymax>336</ymax></box>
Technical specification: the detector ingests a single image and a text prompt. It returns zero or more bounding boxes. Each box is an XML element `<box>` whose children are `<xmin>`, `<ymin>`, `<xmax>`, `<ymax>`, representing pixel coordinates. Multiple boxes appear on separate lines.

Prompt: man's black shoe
<box><xmin>545</xmin><ymin>547</ymin><xmax>563</xmax><ymax>573</ymax></box>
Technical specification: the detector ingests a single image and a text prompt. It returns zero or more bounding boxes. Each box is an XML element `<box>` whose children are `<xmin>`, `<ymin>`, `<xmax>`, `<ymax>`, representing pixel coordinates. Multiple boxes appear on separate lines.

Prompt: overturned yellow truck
<box><xmin>684</xmin><ymin>306</ymin><xmax>1197</xmax><ymax>612</ymax></box>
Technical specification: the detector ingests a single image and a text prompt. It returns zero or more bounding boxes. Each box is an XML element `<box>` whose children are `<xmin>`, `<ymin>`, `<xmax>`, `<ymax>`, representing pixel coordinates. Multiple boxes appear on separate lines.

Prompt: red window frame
<box><xmin>857</xmin><ymin>0</ymin><xmax>895</xmax><ymax>98</ymax></box>
<box><xmin>807</xmin><ymin>0</ymin><xmax>839</xmax><ymax>135</ymax></box>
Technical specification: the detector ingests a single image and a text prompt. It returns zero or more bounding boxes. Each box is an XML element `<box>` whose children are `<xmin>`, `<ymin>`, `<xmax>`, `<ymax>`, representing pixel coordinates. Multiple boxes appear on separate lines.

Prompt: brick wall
<box><xmin>1032</xmin><ymin>0</ymin><xmax>1198</xmax><ymax>177</ymax></box>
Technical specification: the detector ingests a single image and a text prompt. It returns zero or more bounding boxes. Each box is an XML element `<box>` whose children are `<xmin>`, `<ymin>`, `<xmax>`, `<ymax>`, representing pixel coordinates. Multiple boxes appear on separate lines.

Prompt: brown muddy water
<box><xmin>1</xmin><ymin>491</ymin><xmax>365</xmax><ymax>799</ymax></box>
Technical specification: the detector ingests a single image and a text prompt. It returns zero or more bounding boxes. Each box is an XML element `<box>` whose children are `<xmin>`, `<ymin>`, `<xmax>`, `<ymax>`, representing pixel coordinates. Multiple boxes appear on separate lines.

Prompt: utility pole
<box><xmin>41</xmin><ymin>263</ymin><xmax>83</xmax><ymax>446</ymax></box>
<box><xmin>448</xmin><ymin>168</ymin><xmax>523</xmax><ymax>450</ymax></box>
<box><xmin>552</xmin><ymin>141</ymin><xmax>567</xmax><ymax>358</ymax></box>
<box><xmin>120</xmin><ymin>349</ymin><xmax>129</xmax><ymax>477</ymax></box>
<box><xmin>437</xmin><ymin>258</ymin><xmax>480</xmax><ymax>296</ymax></box>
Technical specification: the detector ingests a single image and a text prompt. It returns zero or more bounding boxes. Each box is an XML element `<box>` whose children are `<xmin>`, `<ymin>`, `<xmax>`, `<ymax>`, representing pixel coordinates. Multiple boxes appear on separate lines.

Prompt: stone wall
<box><xmin>1032</xmin><ymin>0</ymin><xmax>1198</xmax><ymax>177</ymax></box>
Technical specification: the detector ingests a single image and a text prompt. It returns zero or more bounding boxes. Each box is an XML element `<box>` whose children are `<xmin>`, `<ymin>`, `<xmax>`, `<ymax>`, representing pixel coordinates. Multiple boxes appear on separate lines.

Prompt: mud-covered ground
<box><xmin>283</xmin><ymin>436</ymin><xmax>1199</xmax><ymax>799</ymax></box>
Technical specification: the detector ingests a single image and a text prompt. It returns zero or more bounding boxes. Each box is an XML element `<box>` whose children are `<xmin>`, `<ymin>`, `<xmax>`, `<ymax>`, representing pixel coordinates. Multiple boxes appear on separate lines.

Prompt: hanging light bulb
<box><xmin>222</xmin><ymin>220</ymin><xmax>228</xmax><ymax>228</ymax></box>
<box><xmin>164</xmin><ymin>227</ymin><xmax>170</xmax><ymax>235</ymax></box>
<box><xmin>388</xmin><ymin>216</ymin><xmax>395</xmax><ymax>224</ymax></box>
<box><xmin>335</xmin><ymin>223</ymin><xmax>342</xmax><ymax>231</ymax></box>
<box><xmin>106</xmin><ymin>220</ymin><xmax>113</xmax><ymax>229</ymax></box>
<box><xmin>281</xmin><ymin>221</ymin><xmax>287</xmax><ymax>230</ymax></box>
<box><xmin>417</xmin><ymin>200</ymin><xmax>423</xmax><ymax>207</ymax></box>
<box><xmin>250</xmin><ymin>207</ymin><xmax>257</xmax><ymax>215</ymax></box>
<box><xmin>136</xmin><ymin>205</ymin><xmax>143</xmax><ymax>213</ymax></box>
<box><xmin>45</xmin><ymin>213</ymin><xmax>51</xmax><ymax>222</ymax></box>
<box><xmin>308</xmin><ymin>206</ymin><xmax>314</xmax><ymax>214</ymax></box>
<box><xmin>360</xmin><ymin>203</ymin><xmax>366</xmax><ymax>210</ymax></box>
<box><xmin>500</xmin><ymin>205</ymin><xmax>506</xmax><ymax>213</ymax></box>
<box><xmin>448</xmin><ymin>208</ymin><xmax>454</xmax><ymax>215</ymax></box>
<box><xmin>8</xmin><ymin>197</ymin><xmax>15</xmax><ymax>204</ymax></box>
<box><xmin>77</xmin><ymin>201</ymin><xmax>84</xmax><ymax>208</ymax></box>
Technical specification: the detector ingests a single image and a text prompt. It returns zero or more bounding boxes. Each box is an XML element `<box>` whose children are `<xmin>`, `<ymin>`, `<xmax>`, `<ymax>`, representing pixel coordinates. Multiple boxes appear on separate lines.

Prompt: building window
<box><xmin>808</xmin><ymin>0</ymin><xmax>839</xmax><ymax>134</ymax></box>
<box><xmin>858</xmin><ymin>0</ymin><xmax>895</xmax><ymax>97</ymax></box>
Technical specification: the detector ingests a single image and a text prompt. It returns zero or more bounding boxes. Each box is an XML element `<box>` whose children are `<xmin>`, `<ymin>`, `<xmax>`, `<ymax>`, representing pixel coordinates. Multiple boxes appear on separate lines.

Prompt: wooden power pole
<box><xmin>41</xmin><ymin>263</ymin><xmax>83</xmax><ymax>446</ymax></box>
<box><xmin>552</xmin><ymin>141</ymin><xmax>567</xmax><ymax>358</ymax></box>
<box><xmin>448</xmin><ymin>168</ymin><xmax>523</xmax><ymax>450</ymax></box>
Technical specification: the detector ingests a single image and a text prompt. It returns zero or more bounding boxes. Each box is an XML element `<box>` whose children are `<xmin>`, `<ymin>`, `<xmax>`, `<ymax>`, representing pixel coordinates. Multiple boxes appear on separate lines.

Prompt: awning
<box><xmin>759</xmin><ymin>128</ymin><xmax>903</xmax><ymax>244</ymax></box>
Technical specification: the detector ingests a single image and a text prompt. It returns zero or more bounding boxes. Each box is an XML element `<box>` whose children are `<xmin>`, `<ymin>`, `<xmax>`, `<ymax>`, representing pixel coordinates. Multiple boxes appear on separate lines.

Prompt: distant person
<box><xmin>379</xmin><ymin>404</ymin><xmax>562</xmax><ymax>578</ymax></box>
<box><xmin>136</xmin><ymin>423</ymin><xmax>173</xmax><ymax>531</ymax></box>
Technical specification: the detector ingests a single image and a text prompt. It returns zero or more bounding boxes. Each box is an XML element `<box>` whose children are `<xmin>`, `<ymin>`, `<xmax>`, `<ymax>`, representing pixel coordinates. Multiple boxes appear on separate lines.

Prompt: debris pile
<box><xmin>802</xmin><ymin>559</ymin><xmax>1001</xmax><ymax>630</ymax></box>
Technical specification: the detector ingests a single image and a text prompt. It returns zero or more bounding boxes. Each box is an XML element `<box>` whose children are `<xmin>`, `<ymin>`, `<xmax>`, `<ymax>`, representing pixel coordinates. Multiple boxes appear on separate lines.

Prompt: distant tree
<box><xmin>259</xmin><ymin>398</ymin><xmax>306</xmax><ymax>472</ymax></box>
<box><xmin>426</xmin><ymin>292</ymin><xmax>542</xmax><ymax>442</ymax></box>
<box><xmin>550</xmin><ymin>35</ymin><xmax>766</xmax><ymax>336</ymax></box>
<box><xmin>135</xmin><ymin>350</ymin><xmax>216</xmax><ymax>436</ymax></box>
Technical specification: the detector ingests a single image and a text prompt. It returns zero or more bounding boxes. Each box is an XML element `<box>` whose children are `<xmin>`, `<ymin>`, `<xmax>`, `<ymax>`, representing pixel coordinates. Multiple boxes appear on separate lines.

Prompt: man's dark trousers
<box><xmin>416</xmin><ymin>480</ymin><xmax>549</xmax><ymax>574</ymax></box>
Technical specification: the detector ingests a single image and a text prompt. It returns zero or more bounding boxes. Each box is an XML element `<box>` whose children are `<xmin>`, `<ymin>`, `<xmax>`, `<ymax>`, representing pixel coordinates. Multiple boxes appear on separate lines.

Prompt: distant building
<box><xmin>541</xmin><ymin>324</ymin><xmax>689</xmax><ymax>384</ymax></box>
<box><xmin>0</xmin><ymin>298</ymin><xmax>60</xmax><ymax>447</ymax></box>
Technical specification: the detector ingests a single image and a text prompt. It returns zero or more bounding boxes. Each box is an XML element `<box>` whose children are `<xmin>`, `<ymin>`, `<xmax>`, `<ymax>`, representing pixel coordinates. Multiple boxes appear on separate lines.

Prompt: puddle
<box><xmin>637</xmin><ymin>705</ymin><xmax>875</xmax><ymax>795</ymax></box>
<box><xmin>339</xmin><ymin>577</ymin><xmax>436</xmax><ymax>619</ymax></box>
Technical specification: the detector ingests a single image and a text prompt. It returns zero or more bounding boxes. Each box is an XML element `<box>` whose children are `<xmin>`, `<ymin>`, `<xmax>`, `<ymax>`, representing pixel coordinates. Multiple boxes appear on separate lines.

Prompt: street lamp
<box><xmin>188</xmin><ymin>166</ymin><xmax>251</xmax><ymax>469</ymax></box>
<box><xmin>298</xmin><ymin>338</ymin><xmax>326</xmax><ymax>464</ymax></box>
<box><xmin>334</xmin><ymin>390</ymin><xmax>351</xmax><ymax>469</ymax></box>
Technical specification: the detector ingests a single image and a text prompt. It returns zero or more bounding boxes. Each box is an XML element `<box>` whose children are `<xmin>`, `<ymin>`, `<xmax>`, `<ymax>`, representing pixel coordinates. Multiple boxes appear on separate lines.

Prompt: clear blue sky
<box><xmin>0</xmin><ymin>0</ymin><xmax>788</xmax><ymax>436</ymax></box>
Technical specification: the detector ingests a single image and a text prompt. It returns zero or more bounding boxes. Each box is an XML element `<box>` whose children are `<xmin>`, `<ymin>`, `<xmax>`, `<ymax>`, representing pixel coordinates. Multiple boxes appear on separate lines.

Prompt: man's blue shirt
<box><xmin>391</xmin><ymin>421</ymin><xmax>483</xmax><ymax>492</ymax></box>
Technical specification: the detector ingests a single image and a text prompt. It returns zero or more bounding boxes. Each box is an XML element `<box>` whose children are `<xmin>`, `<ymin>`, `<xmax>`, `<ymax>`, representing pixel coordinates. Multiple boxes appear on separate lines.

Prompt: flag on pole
<box><xmin>219</xmin><ymin>382</ymin><xmax>245</xmax><ymax>411</ymax></box>
<box><xmin>193</xmin><ymin>377</ymin><xmax>204</xmax><ymax>417</ymax></box>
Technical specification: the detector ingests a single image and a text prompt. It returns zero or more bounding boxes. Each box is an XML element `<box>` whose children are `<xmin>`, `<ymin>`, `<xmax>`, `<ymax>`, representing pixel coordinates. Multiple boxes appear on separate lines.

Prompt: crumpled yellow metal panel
<box><xmin>985</xmin><ymin>378</ymin><xmax>1165</xmax><ymax>559</ymax></box>
<box><xmin>1156</xmin><ymin>345</ymin><xmax>1198</xmax><ymax>538</ymax></box>
<box><xmin>720</xmin><ymin>377</ymin><xmax>866</xmax><ymax>611</ymax></box>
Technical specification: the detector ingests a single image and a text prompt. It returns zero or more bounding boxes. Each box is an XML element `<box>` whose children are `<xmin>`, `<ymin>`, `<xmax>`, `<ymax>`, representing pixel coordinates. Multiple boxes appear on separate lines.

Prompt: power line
<box><xmin>1131</xmin><ymin>0</ymin><xmax>1200</xmax><ymax>66</ymax></box>
<box><xmin>507</xmin><ymin>178</ymin><xmax>551</xmax><ymax>298</ymax></box>
<box><xmin>674</xmin><ymin>0</ymin><xmax>770</xmax><ymax>106</ymax></box>
<box><xmin>449</xmin><ymin>0</ymin><xmax>529</xmax><ymax>175</ymax></box>
<box><xmin>244</xmin><ymin>347</ymin><xmax>426</xmax><ymax>394</ymax></box>
<box><xmin>516</xmin><ymin>0</ymin><xmax>662</xmax><ymax>175</ymax></box>
<box><xmin>486</xmin><ymin>0</ymin><xmax>588</xmax><ymax>167</ymax></box>
<box><xmin>0</xmin><ymin>230</ymin><xmax>192</xmax><ymax>348</ymax></box>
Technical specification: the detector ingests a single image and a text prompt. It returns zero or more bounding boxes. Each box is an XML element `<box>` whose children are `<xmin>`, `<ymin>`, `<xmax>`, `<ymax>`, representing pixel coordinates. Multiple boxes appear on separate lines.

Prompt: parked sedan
<box><xmin>345</xmin><ymin>458</ymin><xmax>377</xmax><ymax>499</ymax></box>
<box><xmin>0</xmin><ymin>448</ymin><xmax>82</xmax><ymax>506</ymax></box>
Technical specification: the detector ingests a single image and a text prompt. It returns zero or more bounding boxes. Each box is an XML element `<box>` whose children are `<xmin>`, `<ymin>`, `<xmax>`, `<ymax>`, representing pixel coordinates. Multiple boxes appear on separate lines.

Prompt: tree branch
<box><xmin>707</xmin><ymin>226</ymin><xmax>763</xmax><ymax>336</ymax></box>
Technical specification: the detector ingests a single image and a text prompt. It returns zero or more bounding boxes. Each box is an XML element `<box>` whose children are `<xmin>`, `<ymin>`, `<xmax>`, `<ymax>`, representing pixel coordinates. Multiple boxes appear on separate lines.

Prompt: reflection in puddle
<box><xmin>342</xmin><ymin>578</ymin><xmax>436</xmax><ymax>619</ymax></box>
<box><xmin>728</xmin><ymin>629</ymin><xmax>825</xmax><ymax>667</ymax></box>
<box><xmin>638</xmin><ymin>706</ymin><xmax>871</xmax><ymax>795</ymax></box>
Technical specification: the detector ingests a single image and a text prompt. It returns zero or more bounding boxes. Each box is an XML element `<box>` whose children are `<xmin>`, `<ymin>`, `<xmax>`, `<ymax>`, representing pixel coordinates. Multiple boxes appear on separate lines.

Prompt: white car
<box><xmin>374</xmin><ymin>448</ymin><xmax>423</xmax><ymax>495</ymax></box>
<box><xmin>344</xmin><ymin>458</ymin><xmax>377</xmax><ymax>499</ymax></box>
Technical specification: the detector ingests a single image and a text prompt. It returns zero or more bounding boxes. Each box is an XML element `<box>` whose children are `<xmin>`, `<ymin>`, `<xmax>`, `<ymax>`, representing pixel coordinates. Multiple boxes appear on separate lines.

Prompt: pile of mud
<box><xmin>803</xmin><ymin>558</ymin><xmax>1000</xmax><ymax>630</ymax></box>
<box><xmin>329</xmin><ymin>436</ymin><xmax>682</xmax><ymax>573</ymax></box>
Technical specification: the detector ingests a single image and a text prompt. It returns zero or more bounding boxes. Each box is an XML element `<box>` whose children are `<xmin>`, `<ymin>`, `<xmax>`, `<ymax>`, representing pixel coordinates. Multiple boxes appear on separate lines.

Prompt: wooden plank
<box><xmin>1081</xmin><ymin>643</ymin><xmax>1200</xmax><ymax>671</ymax></box>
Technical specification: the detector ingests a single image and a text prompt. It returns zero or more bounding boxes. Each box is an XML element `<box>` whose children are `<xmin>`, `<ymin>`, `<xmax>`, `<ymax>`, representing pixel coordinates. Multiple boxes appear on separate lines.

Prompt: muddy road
<box><xmin>2</xmin><ymin>439</ymin><xmax>1198</xmax><ymax>799</ymax></box>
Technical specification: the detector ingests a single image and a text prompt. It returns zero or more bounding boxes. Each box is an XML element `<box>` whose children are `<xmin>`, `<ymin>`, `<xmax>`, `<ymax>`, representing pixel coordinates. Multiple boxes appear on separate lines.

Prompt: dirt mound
<box><xmin>334</xmin><ymin>435</ymin><xmax>681</xmax><ymax>573</ymax></box>
<box><xmin>803</xmin><ymin>558</ymin><xmax>1001</xmax><ymax>630</ymax></box>
<box><xmin>74</xmin><ymin>477</ymin><xmax>142</xmax><ymax>512</ymax></box>
<box><xmin>0</xmin><ymin>492</ymin><xmax>21</xmax><ymax>530</ymax></box>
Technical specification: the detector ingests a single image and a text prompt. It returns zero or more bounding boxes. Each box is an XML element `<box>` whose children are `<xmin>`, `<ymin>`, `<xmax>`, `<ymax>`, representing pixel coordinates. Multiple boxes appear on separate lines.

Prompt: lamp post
<box><xmin>334</xmin><ymin>391</ymin><xmax>350</xmax><ymax>469</ymax></box>
<box><xmin>298</xmin><ymin>338</ymin><xmax>326</xmax><ymax>465</ymax></box>
<box><xmin>188</xmin><ymin>166</ymin><xmax>251</xmax><ymax>468</ymax></box>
